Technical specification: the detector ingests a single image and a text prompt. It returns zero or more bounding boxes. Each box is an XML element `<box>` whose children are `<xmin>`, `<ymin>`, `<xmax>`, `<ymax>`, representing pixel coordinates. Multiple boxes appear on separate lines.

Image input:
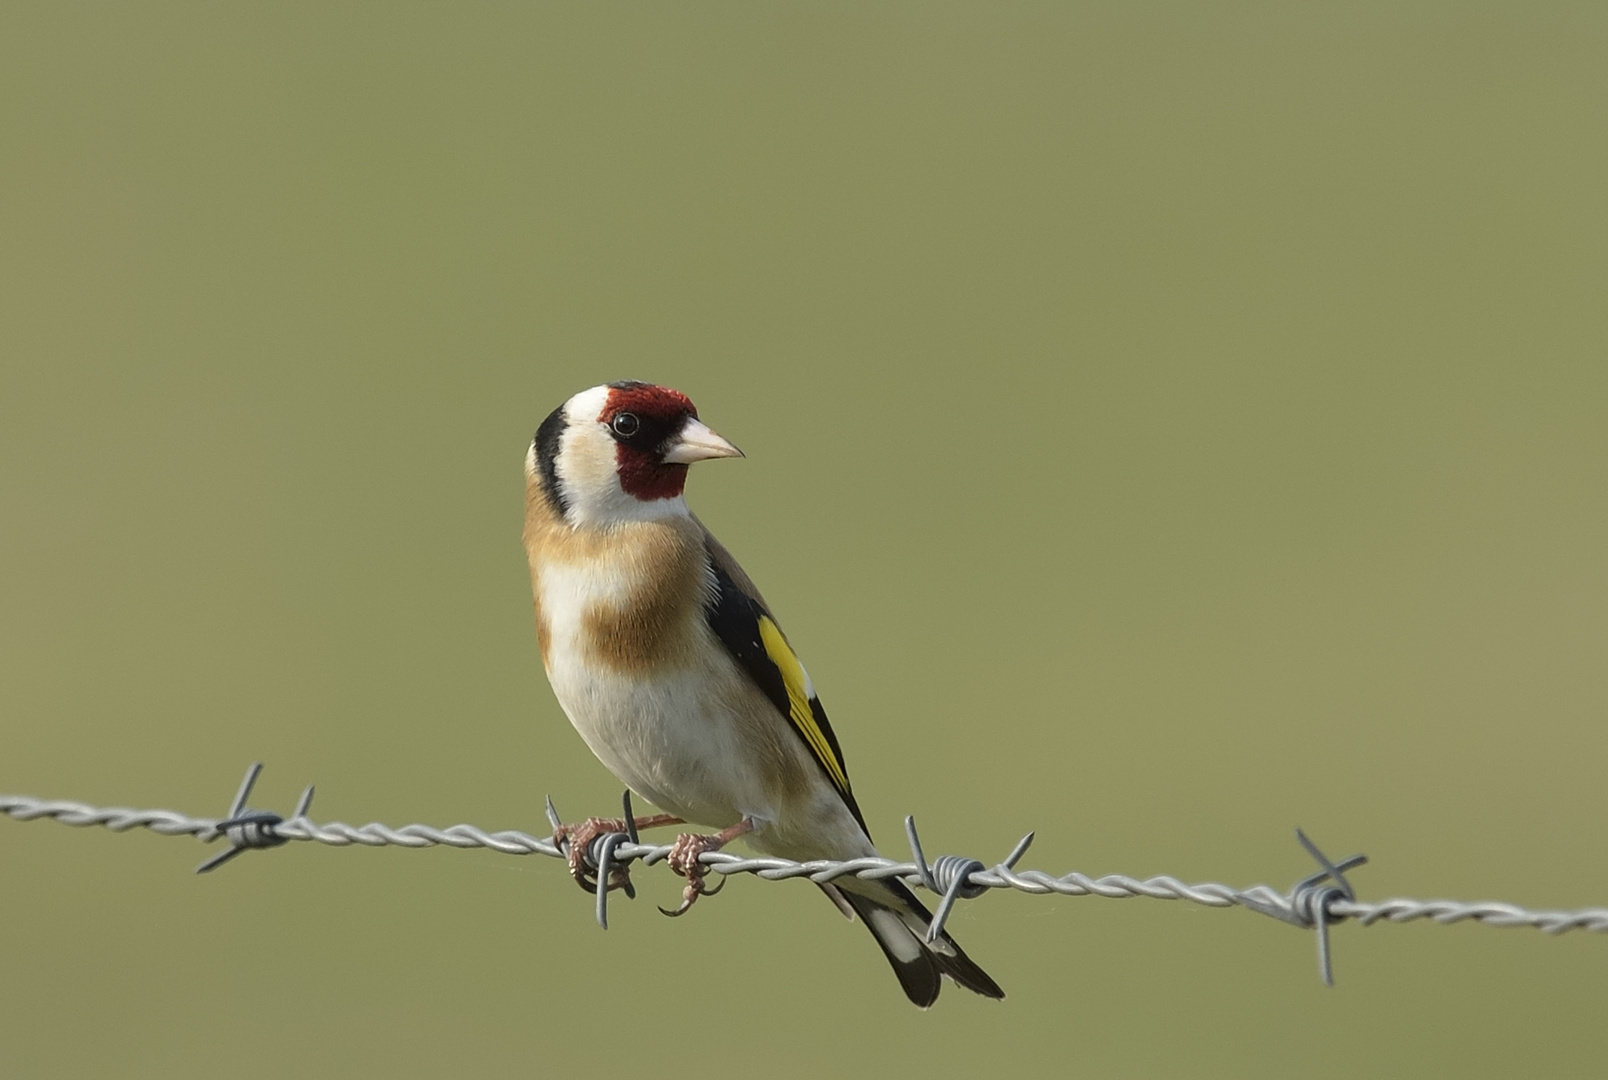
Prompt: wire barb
<box><xmin>195</xmin><ymin>763</ymin><xmax>314</xmax><ymax>874</ymax></box>
<box><xmin>592</xmin><ymin>791</ymin><xmax>641</xmax><ymax>928</ymax></box>
<box><xmin>545</xmin><ymin>792</ymin><xmax>640</xmax><ymax>927</ymax></box>
<box><xmin>1234</xmin><ymin>828</ymin><xmax>1368</xmax><ymax>985</ymax></box>
<box><xmin>904</xmin><ymin>816</ymin><xmax>1034</xmax><ymax>943</ymax></box>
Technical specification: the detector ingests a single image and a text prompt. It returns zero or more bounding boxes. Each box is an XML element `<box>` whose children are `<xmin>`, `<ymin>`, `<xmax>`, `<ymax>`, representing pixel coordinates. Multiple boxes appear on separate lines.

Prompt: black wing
<box><xmin>701</xmin><ymin>534</ymin><xmax>869</xmax><ymax>837</ymax></box>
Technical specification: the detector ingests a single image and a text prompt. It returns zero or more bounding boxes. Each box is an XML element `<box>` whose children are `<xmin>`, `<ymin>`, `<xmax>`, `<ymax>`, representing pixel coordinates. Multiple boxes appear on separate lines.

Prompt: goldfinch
<box><xmin>522</xmin><ymin>380</ymin><xmax>1003</xmax><ymax>1007</ymax></box>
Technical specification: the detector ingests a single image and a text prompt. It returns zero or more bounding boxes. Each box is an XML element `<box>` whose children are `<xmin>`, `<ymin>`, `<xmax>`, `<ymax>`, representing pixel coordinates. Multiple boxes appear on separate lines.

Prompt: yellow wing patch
<box><xmin>757</xmin><ymin>615</ymin><xmax>849</xmax><ymax>794</ymax></box>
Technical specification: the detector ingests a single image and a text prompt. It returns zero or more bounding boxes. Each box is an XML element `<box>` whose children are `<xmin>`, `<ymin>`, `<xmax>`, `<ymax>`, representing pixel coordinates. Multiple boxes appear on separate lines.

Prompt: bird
<box><xmin>521</xmin><ymin>380</ymin><xmax>1003</xmax><ymax>1007</ymax></box>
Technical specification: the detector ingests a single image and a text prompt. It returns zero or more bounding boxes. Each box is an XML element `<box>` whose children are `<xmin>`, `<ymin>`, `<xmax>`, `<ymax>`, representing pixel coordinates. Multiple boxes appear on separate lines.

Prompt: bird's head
<box><xmin>528</xmin><ymin>381</ymin><xmax>743</xmax><ymax>525</ymax></box>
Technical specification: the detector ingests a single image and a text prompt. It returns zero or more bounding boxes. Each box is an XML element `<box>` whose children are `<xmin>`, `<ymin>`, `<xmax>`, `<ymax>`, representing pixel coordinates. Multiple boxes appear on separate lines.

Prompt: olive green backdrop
<box><xmin>3</xmin><ymin>4</ymin><xmax>1605</xmax><ymax>1077</ymax></box>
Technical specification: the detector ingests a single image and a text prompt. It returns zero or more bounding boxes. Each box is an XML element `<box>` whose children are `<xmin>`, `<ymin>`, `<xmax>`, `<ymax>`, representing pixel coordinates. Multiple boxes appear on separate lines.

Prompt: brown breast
<box><xmin>524</xmin><ymin>478</ymin><xmax>708</xmax><ymax>675</ymax></box>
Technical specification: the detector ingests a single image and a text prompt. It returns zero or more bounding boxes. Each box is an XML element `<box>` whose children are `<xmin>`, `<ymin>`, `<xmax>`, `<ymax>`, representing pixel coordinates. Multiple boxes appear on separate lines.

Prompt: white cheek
<box><xmin>556</xmin><ymin>428</ymin><xmax>691</xmax><ymax>525</ymax></box>
<box><xmin>556</xmin><ymin>422</ymin><xmax>619</xmax><ymax>500</ymax></box>
<box><xmin>551</xmin><ymin>385</ymin><xmax>693</xmax><ymax>526</ymax></box>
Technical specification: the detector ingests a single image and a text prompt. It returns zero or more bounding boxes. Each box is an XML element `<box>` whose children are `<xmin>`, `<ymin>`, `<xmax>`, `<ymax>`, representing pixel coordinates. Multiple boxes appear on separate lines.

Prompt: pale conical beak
<box><xmin>662</xmin><ymin>418</ymin><xmax>744</xmax><ymax>464</ymax></box>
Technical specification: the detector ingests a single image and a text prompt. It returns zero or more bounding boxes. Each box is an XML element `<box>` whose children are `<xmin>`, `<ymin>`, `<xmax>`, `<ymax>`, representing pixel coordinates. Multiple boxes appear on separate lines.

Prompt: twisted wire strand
<box><xmin>6</xmin><ymin>792</ymin><xmax>1608</xmax><ymax>937</ymax></box>
<box><xmin>2</xmin><ymin>797</ymin><xmax>220</xmax><ymax>839</ymax></box>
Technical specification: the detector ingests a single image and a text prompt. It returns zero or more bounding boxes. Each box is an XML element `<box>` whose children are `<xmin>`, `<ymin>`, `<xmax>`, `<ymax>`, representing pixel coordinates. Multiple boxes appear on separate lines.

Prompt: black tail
<box><xmin>831</xmin><ymin>881</ymin><xmax>1004</xmax><ymax>1007</ymax></box>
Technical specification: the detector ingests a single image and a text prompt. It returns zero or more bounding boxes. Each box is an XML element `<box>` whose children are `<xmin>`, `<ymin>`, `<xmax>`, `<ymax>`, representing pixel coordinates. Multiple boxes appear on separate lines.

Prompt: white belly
<box><xmin>546</xmin><ymin>653</ymin><xmax>771</xmax><ymax>828</ymax></box>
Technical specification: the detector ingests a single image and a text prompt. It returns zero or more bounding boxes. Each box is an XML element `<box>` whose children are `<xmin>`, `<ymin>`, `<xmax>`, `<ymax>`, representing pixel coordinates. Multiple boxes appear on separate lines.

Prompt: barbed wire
<box><xmin>4</xmin><ymin>763</ymin><xmax>1606</xmax><ymax>986</ymax></box>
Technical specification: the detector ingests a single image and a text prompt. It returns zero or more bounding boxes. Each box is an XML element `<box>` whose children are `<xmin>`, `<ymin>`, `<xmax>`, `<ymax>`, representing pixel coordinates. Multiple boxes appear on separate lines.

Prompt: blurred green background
<box><xmin>3</xmin><ymin>3</ymin><xmax>1606</xmax><ymax>1076</ymax></box>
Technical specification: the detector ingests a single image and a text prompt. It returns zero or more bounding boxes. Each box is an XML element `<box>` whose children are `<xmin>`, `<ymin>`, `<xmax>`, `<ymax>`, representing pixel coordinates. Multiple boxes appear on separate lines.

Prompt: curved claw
<box><xmin>658</xmin><ymin>882</ymin><xmax>705</xmax><ymax>918</ymax></box>
<box><xmin>657</xmin><ymin>872</ymin><xmax>725</xmax><ymax>917</ymax></box>
<box><xmin>658</xmin><ymin>818</ymin><xmax>752</xmax><ymax>918</ymax></box>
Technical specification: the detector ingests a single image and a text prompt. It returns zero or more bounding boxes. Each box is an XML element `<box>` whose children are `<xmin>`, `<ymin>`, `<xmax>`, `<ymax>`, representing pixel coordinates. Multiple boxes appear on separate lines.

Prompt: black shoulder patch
<box><xmin>533</xmin><ymin>405</ymin><xmax>570</xmax><ymax>518</ymax></box>
<box><xmin>702</xmin><ymin>546</ymin><xmax>869</xmax><ymax>837</ymax></box>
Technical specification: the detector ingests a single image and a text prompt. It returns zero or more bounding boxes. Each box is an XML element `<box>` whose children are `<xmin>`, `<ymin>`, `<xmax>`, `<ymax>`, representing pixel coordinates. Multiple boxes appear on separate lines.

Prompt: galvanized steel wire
<box><xmin>5</xmin><ymin>763</ymin><xmax>1607</xmax><ymax>986</ymax></box>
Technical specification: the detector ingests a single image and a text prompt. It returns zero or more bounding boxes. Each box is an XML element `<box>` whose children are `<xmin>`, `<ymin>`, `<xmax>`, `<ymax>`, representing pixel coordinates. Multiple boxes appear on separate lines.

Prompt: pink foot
<box><xmin>660</xmin><ymin>817</ymin><xmax>755</xmax><ymax>917</ymax></box>
<box><xmin>554</xmin><ymin>812</ymin><xmax>683</xmax><ymax>895</ymax></box>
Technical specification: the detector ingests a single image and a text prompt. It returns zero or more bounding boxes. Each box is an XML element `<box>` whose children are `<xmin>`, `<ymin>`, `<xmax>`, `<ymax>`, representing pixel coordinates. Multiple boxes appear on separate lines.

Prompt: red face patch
<box><xmin>598</xmin><ymin>382</ymin><xmax>698</xmax><ymax>502</ymax></box>
<box><xmin>615</xmin><ymin>455</ymin><xmax>689</xmax><ymax>500</ymax></box>
<box><xmin>598</xmin><ymin>382</ymin><xmax>697</xmax><ymax>426</ymax></box>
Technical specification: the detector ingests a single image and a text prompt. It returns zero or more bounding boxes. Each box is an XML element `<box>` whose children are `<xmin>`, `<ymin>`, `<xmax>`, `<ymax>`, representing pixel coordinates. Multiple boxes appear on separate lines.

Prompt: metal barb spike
<box><xmin>903</xmin><ymin>815</ymin><xmax>1019</xmax><ymax>944</ymax></box>
<box><xmin>594</xmin><ymin>832</ymin><xmax>634</xmax><ymax>929</ymax></box>
<box><xmin>621</xmin><ymin>790</ymin><xmax>640</xmax><ymax>845</ymax></box>
<box><xmin>194</xmin><ymin>844</ymin><xmax>250</xmax><ymax>874</ymax></box>
<box><xmin>1291</xmin><ymin>829</ymin><xmax>1368</xmax><ymax>987</ymax></box>
<box><xmin>1002</xmin><ymin>831</ymin><xmax>1035</xmax><ymax>869</ymax></box>
<box><xmin>226</xmin><ymin>762</ymin><xmax>263</xmax><ymax>821</ymax></box>
<box><xmin>1295</xmin><ymin>828</ymin><xmax>1361</xmax><ymax>902</ymax></box>
<box><xmin>195</xmin><ymin>763</ymin><xmax>304</xmax><ymax>875</ymax></box>
<box><xmin>1229</xmin><ymin>830</ymin><xmax>1368</xmax><ymax>985</ymax></box>
<box><xmin>548</xmin><ymin>794</ymin><xmax>642</xmax><ymax>922</ymax></box>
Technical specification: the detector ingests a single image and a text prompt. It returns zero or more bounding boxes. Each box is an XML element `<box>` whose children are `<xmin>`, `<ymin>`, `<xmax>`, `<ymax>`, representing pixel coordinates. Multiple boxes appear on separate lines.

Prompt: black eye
<box><xmin>610</xmin><ymin>412</ymin><xmax>640</xmax><ymax>438</ymax></box>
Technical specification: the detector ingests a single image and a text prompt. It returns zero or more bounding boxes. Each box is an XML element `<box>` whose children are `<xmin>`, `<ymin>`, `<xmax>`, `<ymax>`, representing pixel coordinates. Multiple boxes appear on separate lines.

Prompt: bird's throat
<box><xmin>616</xmin><ymin>448</ymin><xmax>689</xmax><ymax>501</ymax></box>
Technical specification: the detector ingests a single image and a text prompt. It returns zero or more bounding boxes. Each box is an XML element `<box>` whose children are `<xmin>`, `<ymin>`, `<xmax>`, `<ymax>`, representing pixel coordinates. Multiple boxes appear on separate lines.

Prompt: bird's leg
<box><xmin>553</xmin><ymin>812</ymin><xmax>685</xmax><ymax>894</ymax></box>
<box><xmin>660</xmin><ymin>817</ymin><xmax>755</xmax><ymax>917</ymax></box>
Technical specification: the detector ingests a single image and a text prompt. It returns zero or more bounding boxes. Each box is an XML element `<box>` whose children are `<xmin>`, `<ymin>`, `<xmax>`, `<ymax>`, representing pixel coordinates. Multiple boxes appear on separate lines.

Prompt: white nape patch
<box><xmin>552</xmin><ymin>384</ymin><xmax>692</xmax><ymax>527</ymax></box>
<box><xmin>524</xmin><ymin>439</ymin><xmax>539</xmax><ymax>479</ymax></box>
<box><xmin>866</xmin><ymin>906</ymin><xmax>923</xmax><ymax>963</ymax></box>
<box><xmin>562</xmin><ymin>384</ymin><xmax>612</xmax><ymax>425</ymax></box>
